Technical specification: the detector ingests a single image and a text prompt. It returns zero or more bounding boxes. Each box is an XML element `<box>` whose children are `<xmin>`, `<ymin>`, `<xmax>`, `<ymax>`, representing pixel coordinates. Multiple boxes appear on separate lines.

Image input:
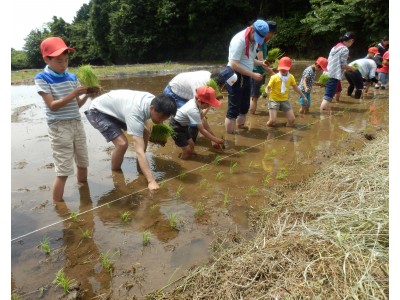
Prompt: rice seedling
<box><xmin>195</xmin><ymin>203</ymin><xmax>205</xmax><ymax>217</ymax></box>
<box><xmin>80</xmin><ymin>228</ymin><xmax>91</xmax><ymax>239</ymax></box>
<box><xmin>264</xmin><ymin>149</ymin><xmax>277</xmax><ymax>160</ymax></box>
<box><xmin>212</xmin><ymin>155</ymin><xmax>221</xmax><ymax>165</ymax></box>
<box><xmin>76</xmin><ymin>64</ymin><xmax>101</xmax><ymax>93</ymax></box>
<box><xmin>229</xmin><ymin>162</ymin><xmax>238</xmax><ymax>174</ymax></box>
<box><xmin>199</xmin><ymin>178</ymin><xmax>208</xmax><ymax>188</ymax></box>
<box><xmin>265</xmin><ymin>48</ymin><xmax>285</xmax><ymax>68</ymax></box>
<box><xmin>167</xmin><ymin>212</ymin><xmax>179</xmax><ymax>229</ymax></box>
<box><xmin>149</xmin><ymin>123</ymin><xmax>175</xmax><ymax>146</ymax></box>
<box><xmin>176</xmin><ymin>184</ymin><xmax>184</xmax><ymax>198</ymax></box>
<box><xmin>238</xmin><ymin>148</ymin><xmax>246</xmax><ymax>155</ymax></box>
<box><xmin>318</xmin><ymin>73</ymin><xmax>330</xmax><ymax>86</ymax></box>
<box><xmin>247</xmin><ymin>185</ymin><xmax>259</xmax><ymax>196</ymax></box>
<box><xmin>259</xmin><ymin>84</ymin><xmax>268</xmax><ymax>98</ymax></box>
<box><xmin>206</xmin><ymin>79</ymin><xmax>223</xmax><ymax>99</ymax></box>
<box><xmin>150</xmin><ymin>204</ymin><xmax>160</xmax><ymax>211</ymax></box>
<box><xmin>40</xmin><ymin>237</ymin><xmax>51</xmax><ymax>255</ymax></box>
<box><xmin>215</xmin><ymin>171</ymin><xmax>223</xmax><ymax>180</ymax></box>
<box><xmin>276</xmin><ymin>167</ymin><xmax>288</xmax><ymax>180</ymax></box>
<box><xmin>70</xmin><ymin>211</ymin><xmax>79</xmax><ymax>222</ymax></box>
<box><xmin>120</xmin><ymin>211</ymin><xmax>131</xmax><ymax>223</ymax></box>
<box><xmin>159</xmin><ymin>181</ymin><xmax>166</xmax><ymax>188</ymax></box>
<box><xmin>178</xmin><ymin>172</ymin><xmax>187</xmax><ymax>180</ymax></box>
<box><xmin>100</xmin><ymin>251</ymin><xmax>114</xmax><ymax>275</ymax></box>
<box><xmin>38</xmin><ymin>287</ymin><xmax>46</xmax><ymax>297</ymax></box>
<box><xmin>263</xmin><ymin>175</ymin><xmax>271</xmax><ymax>186</ymax></box>
<box><xmin>141</xmin><ymin>230</ymin><xmax>152</xmax><ymax>246</ymax></box>
<box><xmin>53</xmin><ymin>268</ymin><xmax>74</xmax><ymax>293</ymax></box>
<box><xmin>223</xmin><ymin>189</ymin><xmax>230</xmax><ymax>206</ymax></box>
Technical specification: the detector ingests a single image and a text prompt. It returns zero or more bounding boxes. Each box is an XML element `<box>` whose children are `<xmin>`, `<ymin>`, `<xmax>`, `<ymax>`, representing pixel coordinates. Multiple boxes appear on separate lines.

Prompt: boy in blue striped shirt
<box><xmin>35</xmin><ymin>37</ymin><xmax>94</xmax><ymax>202</ymax></box>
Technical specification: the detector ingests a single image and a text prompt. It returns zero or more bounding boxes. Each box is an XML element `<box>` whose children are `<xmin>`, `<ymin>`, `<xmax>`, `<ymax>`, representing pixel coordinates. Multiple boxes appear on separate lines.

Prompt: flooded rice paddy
<box><xmin>11</xmin><ymin>62</ymin><xmax>389</xmax><ymax>299</ymax></box>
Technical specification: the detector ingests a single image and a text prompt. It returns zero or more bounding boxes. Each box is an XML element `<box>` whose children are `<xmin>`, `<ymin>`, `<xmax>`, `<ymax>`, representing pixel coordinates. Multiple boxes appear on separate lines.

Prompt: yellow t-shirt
<box><xmin>267</xmin><ymin>73</ymin><xmax>296</xmax><ymax>101</ymax></box>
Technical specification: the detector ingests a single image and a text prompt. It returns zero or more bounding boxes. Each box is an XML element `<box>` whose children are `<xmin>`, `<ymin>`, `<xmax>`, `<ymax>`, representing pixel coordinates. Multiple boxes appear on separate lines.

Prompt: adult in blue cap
<box><xmin>224</xmin><ymin>19</ymin><xmax>272</xmax><ymax>134</ymax></box>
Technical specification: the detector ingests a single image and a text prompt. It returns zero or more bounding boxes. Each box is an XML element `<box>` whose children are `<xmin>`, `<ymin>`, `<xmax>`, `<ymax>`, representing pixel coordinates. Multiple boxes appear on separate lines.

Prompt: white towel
<box><xmin>278</xmin><ymin>72</ymin><xmax>290</xmax><ymax>94</ymax></box>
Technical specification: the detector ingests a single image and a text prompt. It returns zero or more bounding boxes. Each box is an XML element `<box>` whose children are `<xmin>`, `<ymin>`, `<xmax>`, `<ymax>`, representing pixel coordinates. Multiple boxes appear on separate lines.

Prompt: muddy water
<box><xmin>11</xmin><ymin>63</ymin><xmax>389</xmax><ymax>299</ymax></box>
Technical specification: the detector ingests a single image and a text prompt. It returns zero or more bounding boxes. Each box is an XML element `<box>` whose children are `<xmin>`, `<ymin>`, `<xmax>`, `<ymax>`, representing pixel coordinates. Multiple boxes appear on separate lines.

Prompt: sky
<box><xmin>11</xmin><ymin>0</ymin><xmax>90</xmax><ymax>50</ymax></box>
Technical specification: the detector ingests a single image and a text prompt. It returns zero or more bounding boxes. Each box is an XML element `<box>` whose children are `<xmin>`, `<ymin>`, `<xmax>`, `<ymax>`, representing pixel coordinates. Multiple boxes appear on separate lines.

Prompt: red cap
<box><xmin>368</xmin><ymin>47</ymin><xmax>379</xmax><ymax>55</ymax></box>
<box><xmin>316</xmin><ymin>57</ymin><xmax>328</xmax><ymax>71</ymax></box>
<box><xmin>277</xmin><ymin>56</ymin><xmax>292</xmax><ymax>71</ymax></box>
<box><xmin>195</xmin><ymin>86</ymin><xmax>221</xmax><ymax>108</ymax></box>
<box><xmin>40</xmin><ymin>37</ymin><xmax>75</xmax><ymax>57</ymax></box>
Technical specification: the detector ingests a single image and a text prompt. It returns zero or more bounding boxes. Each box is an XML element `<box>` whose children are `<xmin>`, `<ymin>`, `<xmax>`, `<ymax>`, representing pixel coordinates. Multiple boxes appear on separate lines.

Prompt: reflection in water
<box><xmin>11</xmin><ymin>64</ymin><xmax>389</xmax><ymax>298</ymax></box>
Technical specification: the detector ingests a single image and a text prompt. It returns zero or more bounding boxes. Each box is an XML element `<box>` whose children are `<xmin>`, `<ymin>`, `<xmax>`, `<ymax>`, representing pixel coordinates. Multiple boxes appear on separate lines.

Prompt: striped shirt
<box><xmin>327</xmin><ymin>43</ymin><xmax>349</xmax><ymax>80</ymax></box>
<box><xmin>35</xmin><ymin>66</ymin><xmax>81</xmax><ymax>125</ymax></box>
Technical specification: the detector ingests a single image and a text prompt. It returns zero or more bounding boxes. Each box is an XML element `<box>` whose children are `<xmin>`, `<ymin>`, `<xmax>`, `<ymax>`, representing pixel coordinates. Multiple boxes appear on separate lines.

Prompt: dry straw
<box><xmin>148</xmin><ymin>132</ymin><xmax>388</xmax><ymax>299</ymax></box>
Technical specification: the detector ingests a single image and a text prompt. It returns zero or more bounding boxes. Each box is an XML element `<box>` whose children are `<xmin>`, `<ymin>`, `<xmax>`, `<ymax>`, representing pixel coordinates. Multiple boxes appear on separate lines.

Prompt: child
<box><xmin>298</xmin><ymin>57</ymin><xmax>328</xmax><ymax>114</ymax></box>
<box><xmin>34</xmin><ymin>37</ymin><xmax>93</xmax><ymax>202</ymax></box>
<box><xmin>170</xmin><ymin>86</ymin><xmax>225</xmax><ymax>159</ymax></box>
<box><xmin>375</xmin><ymin>50</ymin><xmax>389</xmax><ymax>89</ymax></box>
<box><xmin>266</xmin><ymin>56</ymin><xmax>307</xmax><ymax>127</ymax></box>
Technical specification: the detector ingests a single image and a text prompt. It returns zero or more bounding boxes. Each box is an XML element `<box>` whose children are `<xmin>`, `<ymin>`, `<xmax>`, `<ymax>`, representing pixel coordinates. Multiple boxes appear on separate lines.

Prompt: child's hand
<box><xmin>75</xmin><ymin>86</ymin><xmax>88</xmax><ymax>97</ymax></box>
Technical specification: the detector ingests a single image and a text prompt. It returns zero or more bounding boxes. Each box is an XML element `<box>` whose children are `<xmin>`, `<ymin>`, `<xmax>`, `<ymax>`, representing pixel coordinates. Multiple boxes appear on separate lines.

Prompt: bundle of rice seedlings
<box><xmin>76</xmin><ymin>64</ymin><xmax>102</xmax><ymax>93</ymax></box>
<box><xmin>206</xmin><ymin>79</ymin><xmax>223</xmax><ymax>99</ymax></box>
<box><xmin>259</xmin><ymin>84</ymin><xmax>268</xmax><ymax>98</ymax></box>
<box><xmin>265</xmin><ymin>48</ymin><xmax>285</xmax><ymax>68</ymax></box>
<box><xmin>149</xmin><ymin>123</ymin><xmax>175</xmax><ymax>146</ymax></box>
<box><xmin>352</xmin><ymin>63</ymin><xmax>359</xmax><ymax>70</ymax></box>
<box><xmin>318</xmin><ymin>73</ymin><xmax>330</xmax><ymax>86</ymax></box>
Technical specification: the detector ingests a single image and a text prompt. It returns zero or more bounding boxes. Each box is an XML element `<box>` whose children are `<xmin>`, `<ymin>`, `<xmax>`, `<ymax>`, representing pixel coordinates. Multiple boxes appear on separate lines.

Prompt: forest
<box><xmin>11</xmin><ymin>0</ymin><xmax>389</xmax><ymax>70</ymax></box>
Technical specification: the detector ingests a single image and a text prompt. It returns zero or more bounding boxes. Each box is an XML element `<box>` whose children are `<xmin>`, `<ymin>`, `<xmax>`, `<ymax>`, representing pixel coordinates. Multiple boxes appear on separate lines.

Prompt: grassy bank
<box><xmin>148</xmin><ymin>131</ymin><xmax>389</xmax><ymax>299</ymax></box>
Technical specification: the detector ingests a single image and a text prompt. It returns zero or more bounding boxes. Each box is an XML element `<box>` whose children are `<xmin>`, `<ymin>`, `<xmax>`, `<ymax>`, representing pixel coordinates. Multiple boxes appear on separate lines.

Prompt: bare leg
<box><xmin>320</xmin><ymin>99</ymin><xmax>332</xmax><ymax>115</ymax></box>
<box><xmin>53</xmin><ymin>175</ymin><xmax>68</xmax><ymax>202</ymax></box>
<box><xmin>225</xmin><ymin>117</ymin><xmax>236</xmax><ymax>134</ymax></box>
<box><xmin>77</xmin><ymin>166</ymin><xmax>87</xmax><ymax>183</ymax></box>
<box><xmin>249</xmin><ymin>97</ymin><xmax>258</xmax><ymax>114</ymax></box>
<box><xmin>236</xmin><ymin>114</ymin><xmax>247</xmax><ymax>129</ymax></box>
<box><xmin>267</xmin><ymin>109</ymin><xmax>277</xmax><ymax>126</ymax></box>
<box><xmin>111</xmin><ymin>134</ymin><xmax>129</xmax><ymax>170</ymax></box>
<box><xmin>285</xmin><ymin>109</ymin><xmax>295</xmax><ymax>127</ymax></box>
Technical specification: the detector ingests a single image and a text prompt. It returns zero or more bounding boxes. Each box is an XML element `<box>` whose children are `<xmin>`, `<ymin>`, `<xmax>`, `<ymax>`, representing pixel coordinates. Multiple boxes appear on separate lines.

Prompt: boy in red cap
<box><xmin>266</xmin><ymin>56</ymin><xmax>307</xmax><ymax>127</ymax></box>
<box><xmin>34</xmin><ymin>37</ymin><xmax>95</xmax><ymax>202</ymax></box>
<box><xmin>298</xmin><ymin>57</ymin><xmax>328</xmax><ymax>114</ymax></box>
<box><xmin>170</xmin><ymin>86</ymin><xmax>225</xmax><ymax>159</ymax></box>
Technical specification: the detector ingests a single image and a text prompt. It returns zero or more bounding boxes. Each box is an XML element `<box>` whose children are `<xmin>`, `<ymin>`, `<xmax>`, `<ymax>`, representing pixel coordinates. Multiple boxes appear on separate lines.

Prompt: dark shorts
<box><xmin>169</xmin><ymin>118</ymin><xmax>192</xmax><ymax>147</ymax></box>
<box><xmin>84</xmin><ymin>109</ymin><xmax>127</xmax><ymax>142</ymax></box>
<box><xmin>323</xmin><ymin>78</ymin><xmax>340</xmax><ymax>101</ymax></box>
<box><xmin>250</xmin><ymin>75</ymin><xmax>265</xmax><ymax>98</ymax></box>
<box><xmin>226</xmin><ymin>73</ymin><xmax>251</xmax><ymax>119</ymax></box>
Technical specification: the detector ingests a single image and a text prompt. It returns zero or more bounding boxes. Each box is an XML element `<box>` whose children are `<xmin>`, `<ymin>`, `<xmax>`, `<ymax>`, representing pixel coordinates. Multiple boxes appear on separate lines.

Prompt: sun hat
<box><xmin>40</xmin><ymin>37</ymin><xmax>75</xmax><ymax>57</ymax></box>
<box><xmin>219</xmin><ymin>66</ymin><xmax>237</xmax><ymax>86</ymax></box>
<box><xmin>195</xmin><ymin>86</ymin><xmax>221</xmax><ymax>108</ymax></box>
<box><xmin>267</xmin><ymin>21</ymin><xmax>277</xmax><ymax>33</ymax></box>
<box><xmin>277</xmin><ymin>56</ymin><xmax>292</xmax><ymax>71</ymax></box>
<box><xmin>253</xmin><ymin>20</ymin><xmax>269</xmax><ymax>45</ymax></box>
<box><xmin>368</xmin><ymin>47</ymin><xmax>379</xmax><ymax>55</ymax></box>
<box><xmin>316</xmin><ymin>57</ymin><xmax>328</xmax><ymax>71</ymax></box>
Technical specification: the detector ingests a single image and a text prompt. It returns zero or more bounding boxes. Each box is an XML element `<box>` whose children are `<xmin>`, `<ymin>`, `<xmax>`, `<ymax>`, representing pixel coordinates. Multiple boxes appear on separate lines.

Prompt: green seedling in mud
<box><xmin>264</xmin><ymin>149</ymin><xmax>277</xmax><ymax>161</ymax></box>
<box><xmin>223</xmin><ymin>189</ymin><xmax>230</xmax><ymax>206</ymax></box>
<box><xmin>195</xmin><ymin>203</ymin><xmax>205</xmax><ymax>217</ymax></box>
<box><xmin>76</xmin><ymin>64</ymin><xmax>101</xmax><ymax>93</ymax></box>
<box><xmin>200</xmin><ymin>165</ymin><xmax>211</xmax><ymax>171</ymax></box>
<box><xmin>80</xmin><ymin>228</ymin><xmax>91</xmax><ymax>239</ymax></box>
<box><xmin>141</xmin><ymin>230</ymin><xmax>152</xmax><ymax>246</ymax></box>
<box><xmin>178</xmin><ymin>172</ymin><xmax>187</xmax><ymax>180</ymax></box>
<box><xmin>176</xmin><ymin>184</ymin><xmax>184</xmax><ymax>198</ymax></box>
<box><xmin>199</xmin><ymin>178</ymin><xmax>208</xmax><ymax>189</ymax></box>
<box><xmin>229</xmin><ymin>161</ymin><xmax>238</xmax><ymax>174</ymax></box>
<box><xmin>276</xmin><ymin>167</ymin><xmax>288</xmax><ymax>180</ymax></box>
<box><xmin>263</xmin><ymin>175</ymin><xmax>271</xmax><ymax>186</ymax></box>
<box><xmin>167</xmin><ymin>212</ymin><xmax>179</xmax><ymax>229</ymax></box>
<box><xmin>212</xmin><ymin>155</ymin><xmax>221</xmax><ymax>165</ymax></box>
<box><xmin>38</xmin><ymin>287</ymin><xmax>46</xmax><ymax>297</ymax></box>
<box><xmin>259</xmin><ymin>84</ymin><xmax>268</xmax><ymax>98</ymax></box>
<box><xmin>149</xmin><ymin>123</ymin><xmax>175</xmax><ymax>146</ymax></box>
<box><xmin>40</xmin><ymin>237</ymin><xmax>51</xmax><ymax>255</ymax></box>
<box><xmin>215</xmin><ymin>171</ymin><xmax>224</xmax><ymax>180</ymax></box>
<box><xmin>150</xmin><ymin>204</ymin><xmax>160</xmax><ymax>211</ymax></box>
<box><xmin>100</xmin><ymin>251</ymin><xmax>114</xmax><ymax>275</ymax></box>
<box><xmin>120</xmin><ymin>211</ymin><xmax>131</xmax><ymax>223</ymax></box>
<box><xmin>70</xmin><ymin>211</ymin><xmax>79</xmax><ymax>222</ymax></box>
<box><xmin>53</xmin><ymin>268</ymin><xmax>74</xmax><ymax>293</ymax></box>
<box><xmin>318</xmin><ymin>73</ymin><xmax>330</xmax><ymax>86</ymax></box>
<box><xmin>247</xmin><ymin>185</ymin><xmax>259</xmax><ymax>196</ymax></box>
<box><xmin>238</xmin><ymin>148</ymin><xmax>246</xmax><ymax>155</ymax></box>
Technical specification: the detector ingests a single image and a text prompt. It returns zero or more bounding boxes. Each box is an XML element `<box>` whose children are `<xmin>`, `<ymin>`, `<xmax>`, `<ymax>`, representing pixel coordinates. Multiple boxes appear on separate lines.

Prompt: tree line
<box><xmin>11</xmin><ymin>0</ymin><xmax>389</xmax><ymax>70</ymax></box>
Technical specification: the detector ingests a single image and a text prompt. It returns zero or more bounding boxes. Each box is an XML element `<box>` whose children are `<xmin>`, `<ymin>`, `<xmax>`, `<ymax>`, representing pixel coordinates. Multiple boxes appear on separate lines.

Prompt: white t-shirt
<box><xmin>89</xmin><ymin>89</ymin><xmax>152</xmax><ymax>137</ymax></box>
<box><xmin>173</xmin><ymin>98</ymin><xmax>202</xmax><ymax>126</ymax></box>
<box><xmin>169</xmin><ymin>71</ymin><xmax>211</xmax><ymax>100</ymax></box>
<box><xmin>228</xmin><ymin>29</ymin><xmax>257</xmax><ymax>71</ymax></box>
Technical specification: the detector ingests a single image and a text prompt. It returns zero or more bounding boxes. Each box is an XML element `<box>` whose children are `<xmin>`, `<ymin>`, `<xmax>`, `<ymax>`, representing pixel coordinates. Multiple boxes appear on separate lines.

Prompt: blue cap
<box><xmin>253</xmin><ymin>20</ymin><xmax>269</xmax><ymax>45</ymax></box>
